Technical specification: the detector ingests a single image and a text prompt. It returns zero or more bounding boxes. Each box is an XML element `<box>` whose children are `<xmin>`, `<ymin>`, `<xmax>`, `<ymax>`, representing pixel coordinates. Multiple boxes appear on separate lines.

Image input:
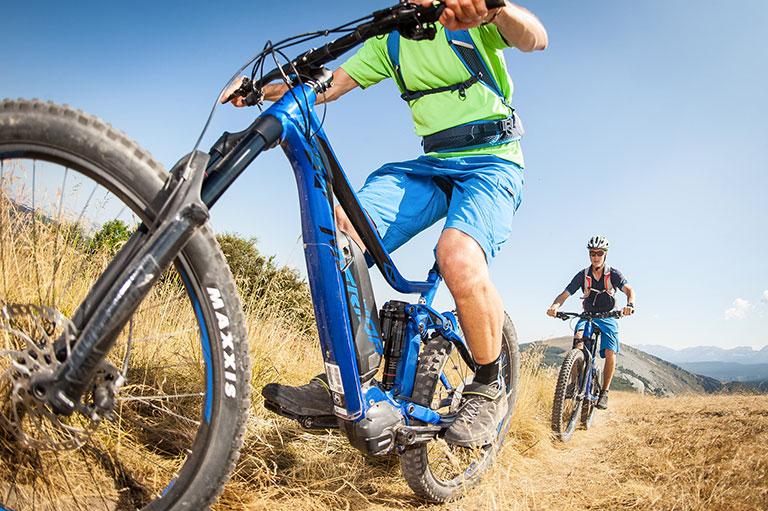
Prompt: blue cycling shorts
<box><xmin>356</xmin><ymin>155</ymin><xmax>524</xmax><ymax>261</ymax></box>
<box><xmin>575</xmin><ymin>317</ymin><xmax>620</xmax><ymax>358</ymax></box>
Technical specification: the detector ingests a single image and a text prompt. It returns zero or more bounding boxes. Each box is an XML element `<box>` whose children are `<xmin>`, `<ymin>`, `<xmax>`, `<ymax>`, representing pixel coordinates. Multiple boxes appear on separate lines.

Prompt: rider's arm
<box><xmin>621</xmin><ymin>283</ymin><xmax>636</xmax><ymax>315</ymax></box>
<box><xmin>262</xmin><ymin>68</ymin><xmax>360</xmax><ymax>104</ymax></box>
<box><xmin>222</xmin><ymin>68</ymin><xmax>359</xmax><ymax>107</ymax></box>
<box><xmin>547</xmin><ymin>291</ymin><xmax>570</xmax><ymax>317</ymax></box>
<box><xmin>410</xmin><ymin>0</ymin><xmax>547</xmax><ymax>51</ymax></box>
<box><xmin>548</xmin><ymin>272</ymin><xmax>583</xmax><ymax>316</ymax></box>
<box><xmin>490</xmin><ymin>2</ymin><xmax>548</xmax><ymax>52</ymax></box>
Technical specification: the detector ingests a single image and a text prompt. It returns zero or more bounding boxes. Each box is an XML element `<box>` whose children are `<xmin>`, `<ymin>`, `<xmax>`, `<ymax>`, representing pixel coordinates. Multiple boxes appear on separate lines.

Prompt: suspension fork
<box><xmin>31</xmin><ymin>152</ymin><xmax>211</xmax><ymax>416</ymax></box>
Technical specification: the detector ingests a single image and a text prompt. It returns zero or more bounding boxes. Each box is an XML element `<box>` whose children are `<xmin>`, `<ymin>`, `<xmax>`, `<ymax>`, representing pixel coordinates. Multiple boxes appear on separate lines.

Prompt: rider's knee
<box><xmin>572</xmin><ymin>329</ymin><xmax>585</xmax><ymax>349</ymax></box>
<box><xmin>436</xmin><ymin>229</ymin><xmax>487</xmax><ymax>295</ymax></box>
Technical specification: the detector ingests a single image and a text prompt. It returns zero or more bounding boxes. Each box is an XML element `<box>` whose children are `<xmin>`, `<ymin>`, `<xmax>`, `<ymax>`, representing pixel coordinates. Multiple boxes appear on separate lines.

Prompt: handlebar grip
<box><xmin>485</xmin><ymin>0</ymin><xmax>507</xmax><ymax>8</ymax></box>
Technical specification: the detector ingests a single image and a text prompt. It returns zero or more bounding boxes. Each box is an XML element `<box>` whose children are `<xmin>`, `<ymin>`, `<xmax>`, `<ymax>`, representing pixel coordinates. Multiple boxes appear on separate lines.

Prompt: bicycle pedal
<box><xmin>263</xmin><ymin>399</ymin><xmax>339</xmax><ymax>430</ymax></box>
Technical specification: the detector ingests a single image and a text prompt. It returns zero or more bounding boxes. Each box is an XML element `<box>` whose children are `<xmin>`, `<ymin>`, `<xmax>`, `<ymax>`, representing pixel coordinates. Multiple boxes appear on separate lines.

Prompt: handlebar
<box><xmin>230</xmin><ymin>0</ymin><xmax>507</xmax><ymax>103</ymax></box>
<box><xmin>555</xmin><ymin>310</ymin><xmax>624</xmax><ymax>321</ymax></box>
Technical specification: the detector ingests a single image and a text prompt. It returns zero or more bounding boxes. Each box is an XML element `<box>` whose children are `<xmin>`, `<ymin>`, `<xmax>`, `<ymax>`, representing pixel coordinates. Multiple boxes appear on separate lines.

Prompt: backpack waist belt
<box><xmin>422</xmin><ymin>113</ymin><xmax>524</xmax><ymax>153</ymax></box>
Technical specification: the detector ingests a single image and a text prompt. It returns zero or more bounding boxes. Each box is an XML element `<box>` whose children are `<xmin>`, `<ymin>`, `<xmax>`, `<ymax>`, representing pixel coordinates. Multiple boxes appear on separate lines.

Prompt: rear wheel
<box><xmin>551</xmin><ymin>349</ymin><xmax>584</xmax><ymax>442</ymax></box>
<box><xmin>399</xmin><ymin>313</ymin><xmax>519</xmax><ymax>502</ymax></box>
<box><xmin>0</xmin><ymin>99</ymin><xmax>251</xmax><ymax>510</ymax></box>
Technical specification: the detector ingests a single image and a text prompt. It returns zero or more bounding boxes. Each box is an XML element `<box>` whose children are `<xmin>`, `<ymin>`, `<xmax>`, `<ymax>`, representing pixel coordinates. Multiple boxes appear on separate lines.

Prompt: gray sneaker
<box><xmin>595</xmin><ymin>390</ymin><xmax>609</xmax><ymax>410</ymax></box>
<box><xmin>443</xmin><ymin>380</ymin><xmax>508</xmax><ymax>448</ymax></box>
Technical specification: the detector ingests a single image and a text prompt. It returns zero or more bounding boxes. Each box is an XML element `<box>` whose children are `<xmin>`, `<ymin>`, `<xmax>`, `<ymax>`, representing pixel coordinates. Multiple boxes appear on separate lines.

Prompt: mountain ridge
<box><xmin>634</xmin><ymin>344</ymin><xmax>768</xmax><ymax>364</ymax></box>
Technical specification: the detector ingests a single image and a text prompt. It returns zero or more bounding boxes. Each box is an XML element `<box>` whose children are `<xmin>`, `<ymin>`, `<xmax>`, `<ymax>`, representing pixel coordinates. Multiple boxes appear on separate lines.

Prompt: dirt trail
<box><xmin>481</xmin><ymin>393</ymin><xmax>768</xmax><ymax>511</ymax></box>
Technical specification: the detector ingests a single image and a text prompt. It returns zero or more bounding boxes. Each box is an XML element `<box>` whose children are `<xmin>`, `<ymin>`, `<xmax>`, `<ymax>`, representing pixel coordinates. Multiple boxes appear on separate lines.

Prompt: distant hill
<box><xmin>677</xmin><ymin>361</ymin><xmax>768</xmax><ymax>382</ymax></box>
<box><xmin>636</xmin><ymin>344</ymin><xmax>768</xmax><ymax>365</ymax></box>
<box><xmin>522</xmin><ymin>337</ymin><xmax>722</xmax><ymax>396</ymax></box>
<box><xmin>634</xmin><ymin>344</ymin><xmax>768</xmax><ymax>382</ymax></box>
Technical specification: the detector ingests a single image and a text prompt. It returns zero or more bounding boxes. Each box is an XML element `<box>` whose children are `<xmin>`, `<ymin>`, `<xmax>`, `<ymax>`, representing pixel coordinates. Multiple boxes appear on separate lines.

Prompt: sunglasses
<box><xmin>589</xmin><ymin>251</ymin><xmax>605</xmax><ymax>257</ymax></box>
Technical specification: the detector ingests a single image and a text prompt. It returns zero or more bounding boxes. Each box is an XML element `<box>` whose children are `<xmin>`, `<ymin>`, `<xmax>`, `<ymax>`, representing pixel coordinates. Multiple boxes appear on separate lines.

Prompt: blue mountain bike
<box><xmin>0</xmin><ymin>1</ymin><xmax>518</xmax><ymax>508</ymax></box>
<box><xmin>550</xmin><ymin>311</ymin><xmax>621</xmax><ymax>442</ymax></box>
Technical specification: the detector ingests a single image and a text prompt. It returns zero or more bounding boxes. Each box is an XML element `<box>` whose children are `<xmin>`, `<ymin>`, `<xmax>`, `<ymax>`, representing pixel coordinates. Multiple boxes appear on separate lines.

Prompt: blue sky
<box><xmin>3</xmin><ymin>1</ymin><xmax>767</xmax><ymax>349</ymax></box>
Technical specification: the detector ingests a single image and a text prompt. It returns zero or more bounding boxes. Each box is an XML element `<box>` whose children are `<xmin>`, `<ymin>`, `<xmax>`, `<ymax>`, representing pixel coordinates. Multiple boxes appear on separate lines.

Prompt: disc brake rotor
<box><xmin>0</xmin><ymin>303</ymin><xmax>122</xmax><ymax>451</ymax></box>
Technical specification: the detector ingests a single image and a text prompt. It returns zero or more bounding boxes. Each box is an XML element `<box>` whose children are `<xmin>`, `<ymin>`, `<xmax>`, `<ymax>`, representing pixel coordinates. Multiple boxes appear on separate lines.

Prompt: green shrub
<box><xmin>216</xmin><ymin>234</ymin><xmax>314</xmax><ymax>334</ymax></box>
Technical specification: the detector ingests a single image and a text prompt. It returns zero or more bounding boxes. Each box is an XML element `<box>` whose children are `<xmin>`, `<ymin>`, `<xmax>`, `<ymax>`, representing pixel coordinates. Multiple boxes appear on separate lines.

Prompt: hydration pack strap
<box><xmin>583</xmin><ymin>266</ymin><xmax>614</xmax><ymax>299</ymax></box>
<box><xmin>386</xmin><ymin>29</ymin><xmax>513</xmax><ymax>110</ymax></box>
<box><xmin>444</xmin><ymin>29</ymin><xmax>513</xmax><ymax>110</ymax></box>
<box><xmin>388</xmin><ymin>31</ymin><xmax>479</xmax><ymax>102</ymax></box>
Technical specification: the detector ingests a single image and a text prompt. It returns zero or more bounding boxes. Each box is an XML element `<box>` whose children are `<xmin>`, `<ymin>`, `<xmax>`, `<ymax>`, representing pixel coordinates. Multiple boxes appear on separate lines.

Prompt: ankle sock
<box><xmin>474</xmin><ymin>354</ymin><xmax>501</xmax><ymax>386</ymax></box>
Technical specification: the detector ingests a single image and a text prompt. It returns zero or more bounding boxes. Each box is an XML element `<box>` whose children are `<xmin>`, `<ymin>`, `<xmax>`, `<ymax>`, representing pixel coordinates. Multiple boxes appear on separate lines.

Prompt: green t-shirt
<box><xmin>341</xmin><ymin>24</ymin><xmax>524</xmax><ymax>167</ymax></box>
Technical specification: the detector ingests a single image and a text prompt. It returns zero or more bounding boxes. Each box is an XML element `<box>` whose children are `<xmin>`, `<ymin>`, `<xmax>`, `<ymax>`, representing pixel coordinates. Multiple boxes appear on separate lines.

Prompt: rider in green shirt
<box><xmin>225</xmin><ymin>0</ymin><xmax>547</xmax><ymax>447</ymax></box>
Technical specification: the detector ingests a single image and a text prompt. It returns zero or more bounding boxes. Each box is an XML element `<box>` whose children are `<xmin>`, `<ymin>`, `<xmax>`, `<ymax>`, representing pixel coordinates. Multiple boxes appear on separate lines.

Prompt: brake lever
<box><xmin>397</xmin><ymin>2</ymin><xmax>445</xmax><ymax>41</ymax></box>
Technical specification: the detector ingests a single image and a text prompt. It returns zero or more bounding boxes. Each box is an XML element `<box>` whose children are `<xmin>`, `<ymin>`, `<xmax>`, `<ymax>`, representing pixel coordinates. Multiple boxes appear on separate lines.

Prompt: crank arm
<box><xmin>395</xmin><ymin>424</ymin><xmax>444</xmax><ymax>447</ymax></box>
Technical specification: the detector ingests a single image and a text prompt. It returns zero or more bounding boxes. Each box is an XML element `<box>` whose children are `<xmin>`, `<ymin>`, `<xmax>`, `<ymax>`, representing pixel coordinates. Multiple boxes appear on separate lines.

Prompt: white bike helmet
<box><xmin>587</xmin><ymin>235</ymin><xmax>610</xmax><ymax>251</ymax></box>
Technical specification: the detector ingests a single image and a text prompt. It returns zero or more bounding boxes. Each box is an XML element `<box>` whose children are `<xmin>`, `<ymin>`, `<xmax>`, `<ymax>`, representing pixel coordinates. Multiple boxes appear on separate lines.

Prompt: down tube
<box><xmin>276</xmin><ymin>113</ymin><xmax>365</xmax><ymax>421</ymax></box>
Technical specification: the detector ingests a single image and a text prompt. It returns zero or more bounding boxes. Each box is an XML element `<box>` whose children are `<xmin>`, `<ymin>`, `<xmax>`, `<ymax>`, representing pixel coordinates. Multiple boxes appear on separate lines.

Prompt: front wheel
<box><xmin>0</xmin><ymin>99</ymin><xmax>251</xmax><ymax>510</ymax></box>
<box><xmin>551</xmin><ymin>348</ymin><xmax>585</xmax><ymax>442</ymax></box>
<box><xmin>399</xmin><ymin>313</ymin><xmax>519</xmax><ymax>502</ymax></box>
<box><xmin>581</xmin><ymin>366</ymin><xmax>601</xmax><ymax>429</ymax></box>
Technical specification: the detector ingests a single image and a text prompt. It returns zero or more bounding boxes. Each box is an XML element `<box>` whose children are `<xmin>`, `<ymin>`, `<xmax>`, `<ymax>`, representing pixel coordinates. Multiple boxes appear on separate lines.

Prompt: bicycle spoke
<box><xmin>4</xmin><ymin>452</ymin><xmax>20</xmax><ymax>505</ymax></box>
<box><xmin>53</xmin><ymin>450</ymin><xmax>86</xmax><ymax>511</ymax></box>
<box><xmin>54</xmin><ymin>181</ymin><xmax>98</xmax><ymax>305</ymax></box>
<box><xmin>78</xmin><ymin>447</ymin><xmax>111</xmax><ymax>511</ymax></box>
<box><xmin>31</xmin><ymin>160</ymin><xmax>44</xmax><ymax>306</ymax></box>
<box><xmin>128</xmin><ymin>327</ymin><xmax>197</xmax><ymax>344</ymax></box>
<box><xmin>30</xmin><ymin>466</ymin><xmax>37</xmax><ymax>511</ymax></box>
<box><xmin>44</xmin><ymin>167</ymin><xmax>69</xmax><ymax>308</ymax></box>
<box><xmin>134</xmin><ymin>291</ymin><xmax>187</xmax><ymax>317</ymax></box>
<box><xmin>0</xmin><ymin>158</ymin><xmax>7</xmax><ymax>302</ymax></box>
<box><xmin>118</xmin><ymin>392</ymin><xmax>205</xmax><ymax>402</ymax></box>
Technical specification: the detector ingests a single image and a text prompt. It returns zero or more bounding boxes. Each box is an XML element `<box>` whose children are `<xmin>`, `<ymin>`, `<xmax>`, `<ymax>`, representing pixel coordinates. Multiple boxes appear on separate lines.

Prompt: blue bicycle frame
<box><xmin>205</xmin><ymin>85</ymin><xmax>472</xmax><ymax>425</ymax></box>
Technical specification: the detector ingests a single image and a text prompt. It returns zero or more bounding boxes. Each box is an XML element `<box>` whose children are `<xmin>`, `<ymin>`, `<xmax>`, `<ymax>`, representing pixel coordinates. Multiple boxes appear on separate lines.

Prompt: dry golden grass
<box><xmin>1</xmin><ymin>184</ymin><xmax>766</xmax><ymax>511</ymax></box>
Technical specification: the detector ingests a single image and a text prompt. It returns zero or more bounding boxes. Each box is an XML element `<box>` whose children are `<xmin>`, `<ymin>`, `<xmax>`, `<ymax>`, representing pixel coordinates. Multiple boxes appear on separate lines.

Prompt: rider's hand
<box><xmin>409</xmin><ymin>0</ymin><xmax>499</xmax><ymax>31</ymax></box>
<box><xmin>220</xmin><ymin>77</ymin><xmax>249</xmax><ymax>107</ymax></box>
<box><xmin>219</xmin><ymin>76</ymin><xmax>288</xmax><ymax>107</ymax></box>
<box><xmin>546</xmin><ymin>304</ymin><xmax>559</xmax><ymax>317</ymax></box>
<box><xmin>622</xmin><ymin>304</ymin><xmax>635</xmax><ymax>316</ymax></box>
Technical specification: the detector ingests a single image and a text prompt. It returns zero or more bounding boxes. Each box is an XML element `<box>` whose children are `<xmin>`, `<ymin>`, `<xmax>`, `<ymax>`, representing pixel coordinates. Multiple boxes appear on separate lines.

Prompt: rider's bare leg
<box><xmin>335</xmin><ymin>208</ymin><xmax>504</xmax><ymax>364</ymax></box>
<box><xmin>602</xmin><ymin>348</ymin><xmax>616</xmax><ymax>390</ymax></box>
<box><xmin>335</xmin><ymin>205</ymin><xmax>366</xmax><ymax>249</ymax></box>
<box><xmin>435</xmin><ymin>228</ymin><xmax>502</xmax><ymax>364</ymax></box>
<box><xmin>334</xmin><ymin>211</ymin><xmax>506</xmax><ymax>445</ymax></box>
